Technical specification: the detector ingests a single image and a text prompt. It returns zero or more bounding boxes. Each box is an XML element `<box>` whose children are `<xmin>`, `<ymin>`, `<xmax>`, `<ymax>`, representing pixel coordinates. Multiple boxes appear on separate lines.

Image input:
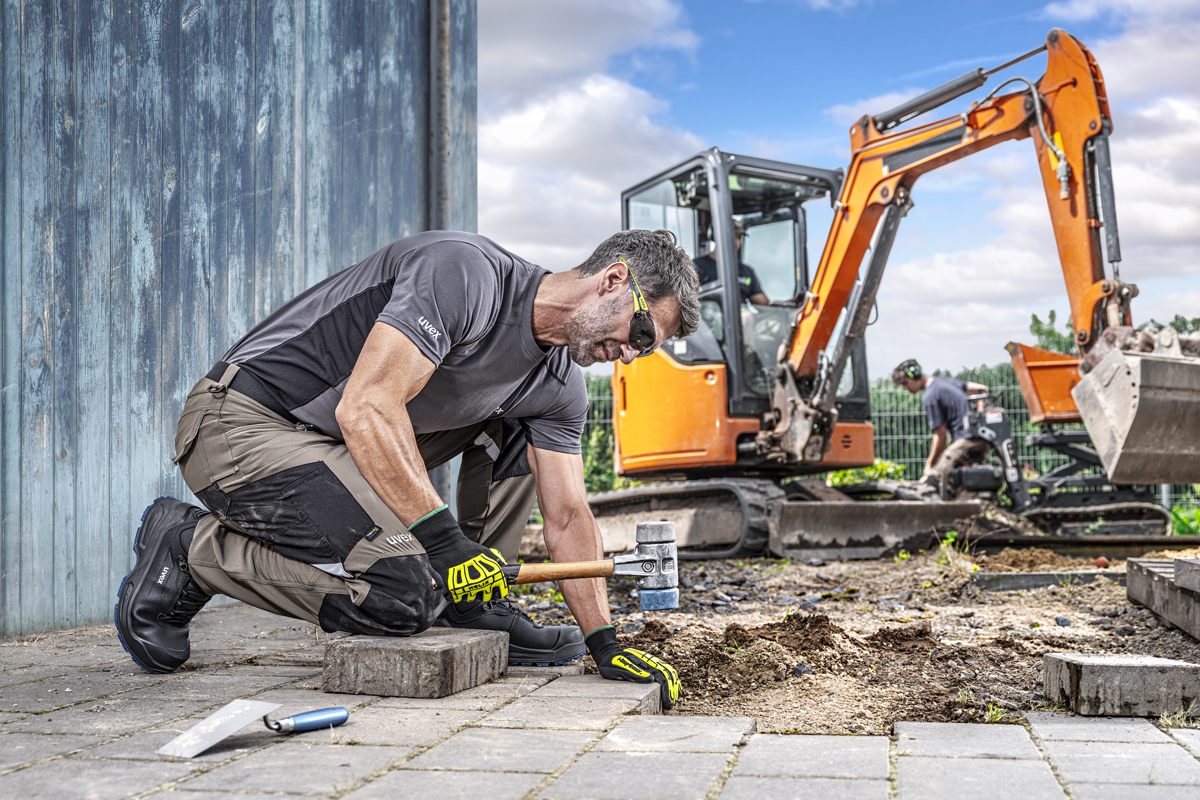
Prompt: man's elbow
<box><xmin>335</xmin><ymin>393</ymin><xmax>379</xmax><ymax>439</ymax></box>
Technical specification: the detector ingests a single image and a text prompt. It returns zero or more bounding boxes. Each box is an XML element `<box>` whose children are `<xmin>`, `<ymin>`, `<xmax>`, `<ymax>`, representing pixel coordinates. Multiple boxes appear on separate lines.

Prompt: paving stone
<box><xmin>1072</xmin><ymin>785</ymin><xmax>1200</xmax><ymax>800</ymax></box>
<box><xmin>541</xmin><ymin>751</ymin><xmax>731</xmax><ymax>800</ymax></box>
<box><xmin>0</xmin><ymin>665</ymin><xmax>70</xmax><ymax>688</ymax></box>
<box><xmin>733</xmin><ymin>734</ymin><xmax>889</xmax><ymax>779</ymax></box>
<box><xmin>895</xmin><ymin>721</ymin><xmax>1041</xmax><ymax>759</ymax></box>
<box><xmin>7</xmin><ymin>698</ymin><xmax>211</xmax><ymax>736</ymax></box>
<box><xmin>207</xmin><ymin>664</ymin><xmax>322</xmax><ymax>679</ymax></box>
<box><xmin>374</xmin><ymin>675</ymin><xmax>550</xmax><ymax>711</ymax></box>
<box><xmin>719</xmin><ymin>776</ymin><xmax>888</xmax><ymax>800</ymax></box>
<box><xmin>507</xmin><ymin>662</ymin><xmax>586</xmax><ymax>680</ymax></box>
<box><xmin>896</xmin><ymin>757</ymin><xmax>1064</xmax><ymax>800</ymax></box>
<box><xmin>402</xmin><ymin>727</ymin><xmax>595</xmax><ymax>772</ymax></box>
<box><xmin>0</xmin><ymin>712</ymin><xmax>30</xmax><ymax>726</ymax></box>
<box><xmin>342</xmin><ymin>769</ymin><xmax>544</xmax><ymax>800</ymax></box>
<box><xmin>1026</xmin><ymin>712</ymin><xmax>1173</xmax><ymax>742</ymax></box>
<box><xmin>1043</xmin><ymin>653</ymin><xmax>1200</xmax><ymax>716</ymax></box>
<box><xmin>153</xmin><ymin>793</ymin><xmax>288</xmax><ymax>800</ymax></box>
<box><xmin>527</xmin><ymin>675</ymin><xmax>662</xmax><ymax>714</ymax></box>
<box><xmin>1169</xmin><ymin>727</ymin><xmax>1200</xmax><ymax>758</ymax></box>
<box><xmin>0</xmin><ymin>672</ymin><xmax>149</xmax><ymax>713</ymax></box>
<box><xmin>181</xmin><ymin>741</ymin><xmax>407</xmax><ymax>795</ymax></box>
<box><xmin>73</xmin><ymin>717</ymin><xmax>282</xmax><ymax>762</ymax></box>
<box><xmin>323</xmin><ymin>630</ymin><xmax>508</xmax><ymax>698</ymax></box>
<box><xmin>119</xmin><ymin>672</ymin><xmax>302</xmax><ymax>702</ymax></box>
<box><xmin>480</xmin><ymin>696</ymin><xmax>652</xmax><ymax>730</ymax></box>
<box><xmin>234</xmin><ymin>687</ymin><xmax>380</xmax><ymax>718</ymax></box>
<box><xmin>1040</xmin><ymin>740</ymin><xmax>1200</xmax><ymax>785</ymax></box>
<box><xmin>0</xmin><ymin>732</ymin><xmax>105</xmax><ymax>771</ymax></box>
<box><xmin>0</xmin><ymin>754</ymin><xmax>196</xmax><ymax>799</ymax></box>
<box><xmin>594</xmin><ymin>716</ymin><xmax>756</xmax><ymax>753</ymax></box>
<box><xmin>1175</xmin><ymin>558</ymin><xmax>1200</xmax><ymax>592</ymax></box>
<box><xmin>293</xmin><ymin>706</ymin><xmax>482</xmax><ymax>746</ymax></box>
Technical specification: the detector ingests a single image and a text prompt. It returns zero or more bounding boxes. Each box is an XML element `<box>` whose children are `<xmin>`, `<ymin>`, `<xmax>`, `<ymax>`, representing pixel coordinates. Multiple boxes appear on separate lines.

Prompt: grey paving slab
<box><xmin>343</xmin><ymin>769</ymin><xmax>544</xmax><ymax>800</ymax></box>
<box><xmin>181</xmin><ymin>741</ymin><xmax>407</xmax><ymax>795</ymax></box>
<box><xmin>507</xmin><ymin>662</ymin><xmax>586</xmax><ymax>680</ymax></box>
<box><xmin>1</xmin><ymin>672</ymin><xmax>149</xmax><ymax>713</ymax></box>
<box><xmin>6</xmin><ymin>698</ymin><xmax>211</xmax><ymax>736</ymax></box>
<box><xmin>1041</xmin><ymin>740</ymin><xmax>1200</xmax><ymax>785</ymax></box>
<box><xmin>531</xmin><ymin>674</ymin><xmax>662</xmax><ymax>700</ymax></box>
<box><xmin>150</xmin><ymin>793</ymin><xmax>288</xmax><ymax>800</ymax></box>
<box><xmin>733</xmin><ymin>734</ymin><xmax>889</xmax><ymax>779</ymax></box>
<box><xmin>373</xmin><ymin>674</ymin><xmax>550</xmax><ymax>711</ymax></box>
<box><xmin>480</xmin><ymin>696</ymin><xmax>650</xmax><ymax>730</ymax></box>
<box><xmin>209</xmin><ymin>664</ymin><xmax>322</xmax><ymax>679</ymax></box>
<box><xmin>295</xmin><ymin>706</ymin><xmax>482</xmax><ymax>747</ymax></box>
<box><xmin>0</xmin><ymin>665</ymin><xmax>70</xmax><ymax>688</ymax></box>
<box><xmin>0</xmin><ymin>755</ymin><xmax>196</xmax><ymax>799</ymax></box>
<box><xmin>720</xmin><ymin>776</ymin><xmax>888</xmax><ymax>800</ymax></box>
<box><xmin>1026</xmin><ymin>712</ymin><xmax>1173</xmax><ymax>742</ymax></box>
<box><xmin>241</xmin><ymin>687</ymin><xmax>381</xmax><ymax>717</ymax></box>
<box><xmin>5</xmin><ymin>645</ymin><xmax>129</xmax><ymax>668</ymax></box>
<box><xmin>1072</xmin><ymin>785</ymin><xmax>1200</xmax><ymax>800</ymax></box>
<box><xmin>896</xmin><ymin>756</ymin><xmax>1065</xmax><ymax>800</ymax></box>
<box><xmin>0</xmin><ymin>732</ymin><xmax>106</xmax><ymax>771</ymax></box>
<box><xmin>594</xmin><ymin>716</ymin><xmax>756</xmax><ymax>753</ymax></box>
<box><xmin>895</xmin><ymin>721</ymin><xmax>1041</xmax><ymax>759</ymax></box>
<box><xmin>1169</xmin><ymin>727</ymin><xmax>1200</xmax><ymax>758</ymax></box>
<box><xmin>71</xmin><ymin>717</ymin><xmax>282</xmax><ymax>763</ymax></box>
<box><xmin>540</xmin><ymin>751</ymin><xmax>731</xmax><ymax>800</ymax></box>
<box><xmin>402</xmin><ymin>728</ymin><xmax>595</xmax><ymax>773</ymax></box>
<box><xmin>0</xmin><ymin>712</ymin><xmax>30</xmax><ymax>726</ymax></box>
<box><xmin>119</xmin><ymin>672</ymin><xmax>302</xmax><ymax>702</ymax></box>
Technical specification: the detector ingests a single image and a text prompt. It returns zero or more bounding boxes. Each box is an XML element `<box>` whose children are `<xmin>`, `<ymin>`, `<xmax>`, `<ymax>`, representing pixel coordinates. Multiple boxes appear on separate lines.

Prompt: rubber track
<box><xmin>587</xmin><ymin>478</ymin><xmax>786</xmax><ymax>560</ymax></box>
<box><xmin>1023</xmin><ymin>501</ymin><xmax>1172</xmax><ymax>528</ymax></box>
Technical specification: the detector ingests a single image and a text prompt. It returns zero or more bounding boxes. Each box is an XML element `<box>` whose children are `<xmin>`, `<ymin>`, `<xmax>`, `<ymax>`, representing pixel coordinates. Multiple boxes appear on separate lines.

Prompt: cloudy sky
<box><xmin>477</xmin><ymin>0</ymin><xmax>1200</xmax><ymax>378</ymax></box>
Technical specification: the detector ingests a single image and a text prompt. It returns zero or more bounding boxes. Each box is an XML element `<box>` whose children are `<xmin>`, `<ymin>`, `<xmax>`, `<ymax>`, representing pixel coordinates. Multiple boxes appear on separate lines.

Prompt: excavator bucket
<box><xmin>1072</xmin><ymin>344</ymin><xmax>1200</xmax><ymax>485</ymax></box>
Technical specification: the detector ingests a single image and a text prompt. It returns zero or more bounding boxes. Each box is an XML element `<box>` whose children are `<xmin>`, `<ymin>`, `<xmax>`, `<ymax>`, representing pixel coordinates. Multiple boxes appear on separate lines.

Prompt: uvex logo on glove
<box><xmin>446</xmin><ymin>552</ymin><xmax>507</xmax><ymax>604</ymax></box>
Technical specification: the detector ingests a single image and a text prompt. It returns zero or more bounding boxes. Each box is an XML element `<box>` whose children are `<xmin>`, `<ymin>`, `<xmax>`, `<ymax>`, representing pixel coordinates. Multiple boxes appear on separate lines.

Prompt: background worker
<box><xmin>692</xmin><ymin>219</ymin><xmax>770</xmax><ymax>305</ymax></box>
<box><xmin>116</xmin><ymin>229</ymin><xmax>696</xmax><ymax>710</ymax></box>
<box><xmin>892</xmin><ymin>359</ymin><xmax>989</xmax><ymax>497</ymax></box>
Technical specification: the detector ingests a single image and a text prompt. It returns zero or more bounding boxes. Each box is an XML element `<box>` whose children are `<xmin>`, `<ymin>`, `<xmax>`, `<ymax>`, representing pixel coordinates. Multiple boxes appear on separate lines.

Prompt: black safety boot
<box><xmin>114</xmin><ymin>497</ymin><xmax>213</xmax><ymax>674</ymax></box>
<box><xmin>436</xmin><ymin>599</ymin><xmax>586</xmax><ymax>666</ymax></box>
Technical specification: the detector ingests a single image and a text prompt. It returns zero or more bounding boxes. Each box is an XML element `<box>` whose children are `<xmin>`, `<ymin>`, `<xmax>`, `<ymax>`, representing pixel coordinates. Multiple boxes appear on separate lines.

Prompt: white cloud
<box><xmin>822</xmin><ymin>89</ymin><xmax>925</xmax><ymax>127</ymax></box>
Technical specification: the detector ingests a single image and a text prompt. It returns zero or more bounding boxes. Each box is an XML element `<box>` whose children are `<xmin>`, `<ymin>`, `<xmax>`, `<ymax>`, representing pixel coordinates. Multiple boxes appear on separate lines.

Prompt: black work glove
<box><xmin>586</xmin><ymin>626</ymin><xmax>681</xmax><ymax>710</ymax></box>
<box><xmin>408</xmin><ymin>506</ymin><xmax>507</xmax><ymax>611</ymax></box>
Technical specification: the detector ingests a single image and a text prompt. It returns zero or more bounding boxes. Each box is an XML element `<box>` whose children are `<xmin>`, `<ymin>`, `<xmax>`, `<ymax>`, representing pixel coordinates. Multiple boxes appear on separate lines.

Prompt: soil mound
<box><xmin>976</xmin><ymin>547</ymin><xmax>1119</xmax><ymax>573</ymax></box>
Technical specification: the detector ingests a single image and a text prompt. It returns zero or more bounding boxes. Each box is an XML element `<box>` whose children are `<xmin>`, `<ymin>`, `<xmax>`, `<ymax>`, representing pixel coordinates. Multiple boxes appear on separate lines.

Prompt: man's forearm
<box><xmin>544</xmin><ymin>517</ymin><xmax>611</xmax><ymax>636</ymax></box>
<box><xmin>340</xmin><ymin>400</ymin><xmax>442</xmax><ymax>528</ymax></box>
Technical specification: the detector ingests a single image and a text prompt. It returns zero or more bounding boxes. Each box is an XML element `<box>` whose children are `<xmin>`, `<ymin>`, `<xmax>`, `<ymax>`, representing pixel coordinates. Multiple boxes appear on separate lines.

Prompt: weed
<box><xmin>894</xmin><ymin>550</ymin><xmax>911</xmax><ymax>563</ymax></box>
<box><xmin>956</xmin><ymin>687</ymin><xmax>976</xmax><ymax>704</ymax></box>
<box><xmin>1160</xmin><ymin>702</ymin><xmax>1200</xmax><ymax>728</ymax></box>
<box><xmin>984</xmin><ymin>703</ymin><xmax>1009</xmax><ymax>723</ymax></box>
<box><xmin>923</xmin><ymin>582</ymin><xmax>932</xmax><ymax>589</ymax></box>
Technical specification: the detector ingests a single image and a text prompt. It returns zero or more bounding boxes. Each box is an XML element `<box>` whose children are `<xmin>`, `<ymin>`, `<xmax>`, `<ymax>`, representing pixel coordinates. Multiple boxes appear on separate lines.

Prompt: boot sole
<box><xmin>507</xmin><ymin>647</ymin><xmax>587</xmax><ymax>668</ymax></box>
<box><xmin>114</xmin><ymin>497</ymin><xmax>192</xmax><ymax>674</ymax></box>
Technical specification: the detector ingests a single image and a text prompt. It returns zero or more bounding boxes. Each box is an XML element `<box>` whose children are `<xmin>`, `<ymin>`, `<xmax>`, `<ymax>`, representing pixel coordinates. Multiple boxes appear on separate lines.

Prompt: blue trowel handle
<box><xmin>264</xmin><ymin>707</ymin><xmax>349</xmax><ymax>734</ymax></box>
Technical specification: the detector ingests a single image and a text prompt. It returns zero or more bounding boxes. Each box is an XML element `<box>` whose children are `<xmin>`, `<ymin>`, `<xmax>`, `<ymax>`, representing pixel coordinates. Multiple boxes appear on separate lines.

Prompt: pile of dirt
<box><xmin>975</xmin><ymin>547</ymin><xmax>1121</xmax><ymax>573</ymax></box>
<box><xmin>1141</xmin><ymin>546</ymin><xmax>1200</xmax><ymax>559</ymax></box>
<box><xmin>945</xmin><ymin>505</ymin><xmax>1045</xmax><ymax>539</ymax></box>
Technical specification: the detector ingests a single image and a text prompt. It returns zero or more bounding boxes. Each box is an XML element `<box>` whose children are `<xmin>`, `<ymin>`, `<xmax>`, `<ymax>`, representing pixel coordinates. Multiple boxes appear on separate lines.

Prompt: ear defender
<box><xmin>905</xmin><ymin>360</ymin><xmax>922</xmax><ymax>379</ymax></box>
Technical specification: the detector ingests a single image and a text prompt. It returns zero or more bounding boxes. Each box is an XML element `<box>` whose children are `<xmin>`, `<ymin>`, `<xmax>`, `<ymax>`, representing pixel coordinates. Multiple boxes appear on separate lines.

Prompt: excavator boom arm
<box><xmin>787</xmin><ymin>29</ymin><xmax>1115</xmax><ymax>379</ymax></box>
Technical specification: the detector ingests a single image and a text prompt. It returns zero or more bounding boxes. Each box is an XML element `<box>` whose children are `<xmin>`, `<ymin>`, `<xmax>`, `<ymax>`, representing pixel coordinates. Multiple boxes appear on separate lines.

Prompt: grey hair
<box><xmin>577</xmin><ymin>229</ymin><xmax>700</xmax><ymax>339</ymax></box>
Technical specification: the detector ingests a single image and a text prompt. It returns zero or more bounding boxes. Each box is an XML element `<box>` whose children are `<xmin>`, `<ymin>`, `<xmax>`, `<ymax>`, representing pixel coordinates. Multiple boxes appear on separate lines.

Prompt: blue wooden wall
<box><xmin>0</xmin><ymin>0</ymin><xmax>477</xmax><ymax>637</ymax></box>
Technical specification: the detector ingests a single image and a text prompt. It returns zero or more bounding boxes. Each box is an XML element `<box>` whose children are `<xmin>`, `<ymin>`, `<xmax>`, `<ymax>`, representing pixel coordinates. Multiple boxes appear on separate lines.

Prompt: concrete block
<box><xmin>895</xmin><ymin>721</ymin><xmax>1041</xmax><ymax>759</ymax></box>
<box><xmin>973</xmin><ymin>571</ymin><xmax>1124</xmax><ymax>591</ymax></box>
<box><xmin>1175</xmin><ymin>558</ymin><xmax>1200</xmax><ymax>592</ymax></box>
<box><xmin>1042</xmin><ymin>652</ymin><xmax>1200</xmax><ymax>716</ymax></box>
<box><xmin>719</xmin><ymin>776</ymin><xmax>887</xmax><ymax>800</ymax></box>
<box><xmin>401</xmin><ymin>728</ymin><xmax>593</xmax><ymax>772</ymax></box>
<box><xmin>733</xmin><ymin>734</ymin><xmax>889</xmax><ymax>779</ymax></box>
<box><xmin>896</xmin><ymin>757</ymin><xmax>1063</xmax><ymax>800</ymax></box>
<box><xmin>1039</xmin><ymin>740</ymin><xmax>1200</xmax><ymax>785</ymax></box>
<box><xmin>1127</xmin><ymin>559</ymin><xmax>1200</xmax><ymax>640</ymax></box>
<box><xmin>1026</xmin><ymin>712</ymin><xmax>1171</xmax><ymax>743</ymax></box>
<box><xmin>594</xmin><ymin>715</ymin><xmax>756</xmax><ymax>753</ymax></box>
<box><xmin>341</xmin><ymin>769</ymin><xmax>543</xmax><ymax>800</ymax></box>
<box><xmin>322</xmin><ymin>629</ymin><xmax>507</xmax><ymax>698</ymax></box>
<box><xmin>541</xmin><ymin>751</ymin><xmax>731</xmax><ymax>800</ymax></box>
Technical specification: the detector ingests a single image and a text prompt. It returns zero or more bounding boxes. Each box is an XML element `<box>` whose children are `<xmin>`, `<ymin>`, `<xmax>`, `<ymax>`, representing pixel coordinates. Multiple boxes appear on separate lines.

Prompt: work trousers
<box><xmin>927</xmin><ymin>436</ymin><xmax>990</xmax><ymax>497</ymax></box>
<box><xmin>174</xmin><ymin>365</ymin><xmax>537</xmax><ymax>636</ymax></box>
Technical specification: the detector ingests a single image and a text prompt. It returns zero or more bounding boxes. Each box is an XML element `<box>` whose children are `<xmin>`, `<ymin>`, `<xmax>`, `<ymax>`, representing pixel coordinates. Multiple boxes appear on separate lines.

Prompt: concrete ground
<box><xmin>3</xmin><ymin>603</ymin><xmax>1200</xmax><ymax>799</ymax></box>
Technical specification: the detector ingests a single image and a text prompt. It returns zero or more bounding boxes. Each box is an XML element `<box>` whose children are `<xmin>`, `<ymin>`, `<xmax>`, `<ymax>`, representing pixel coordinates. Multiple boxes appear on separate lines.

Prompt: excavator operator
<box><xmin>692</xmin><ymin>219</ymin><xmax>770</xmax><ymax>305</ymax></box>
<box><xmin>893</xmin><ymin>359</ymin><xmax>990</xmax><ymax>497</ymax></box>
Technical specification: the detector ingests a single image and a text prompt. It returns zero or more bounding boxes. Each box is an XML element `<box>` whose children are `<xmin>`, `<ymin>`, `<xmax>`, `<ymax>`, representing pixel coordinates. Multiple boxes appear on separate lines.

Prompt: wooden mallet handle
<box><xmin>502</xmin><ymin>561</ymin><xmax>615</xmax><ymax>585</ymax></box>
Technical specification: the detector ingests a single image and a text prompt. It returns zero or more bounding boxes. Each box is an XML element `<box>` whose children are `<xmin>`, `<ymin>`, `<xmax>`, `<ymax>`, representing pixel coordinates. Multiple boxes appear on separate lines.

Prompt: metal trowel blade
<box><xmin>157</xmin><ymin>699</ymin><xmax>281</xmax><ymax>758</ymax></box>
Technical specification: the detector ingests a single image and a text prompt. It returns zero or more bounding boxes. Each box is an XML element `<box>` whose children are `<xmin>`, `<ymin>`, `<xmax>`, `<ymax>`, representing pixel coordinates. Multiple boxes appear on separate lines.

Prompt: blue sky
<box><xmin>478</xmin><ymin>1</ymin><xmax>1200</xmax><ymax>378</ymax></box>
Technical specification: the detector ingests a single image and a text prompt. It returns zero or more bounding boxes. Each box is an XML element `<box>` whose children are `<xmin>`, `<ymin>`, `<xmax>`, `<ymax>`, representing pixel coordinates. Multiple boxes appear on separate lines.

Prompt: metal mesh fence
<box><xmin>581</xmin><ymin>368</ymin><xmax>1198</xmax><ymax>510</ymax></box>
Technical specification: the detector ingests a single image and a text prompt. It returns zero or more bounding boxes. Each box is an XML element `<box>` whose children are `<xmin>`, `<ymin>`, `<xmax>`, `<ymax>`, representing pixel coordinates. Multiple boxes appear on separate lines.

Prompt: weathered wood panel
<box><xmin>1</xmin><ymin>0</ymin><xmax>477</xmax><ymax>637</ymax></box>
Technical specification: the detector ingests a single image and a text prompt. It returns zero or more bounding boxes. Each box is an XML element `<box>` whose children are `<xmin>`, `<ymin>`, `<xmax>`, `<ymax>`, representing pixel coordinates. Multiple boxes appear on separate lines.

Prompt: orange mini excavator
<box><xmin>590</xmin><ymin>30</ymin><xmax>1200</xmax><ymax>557</ymax></box>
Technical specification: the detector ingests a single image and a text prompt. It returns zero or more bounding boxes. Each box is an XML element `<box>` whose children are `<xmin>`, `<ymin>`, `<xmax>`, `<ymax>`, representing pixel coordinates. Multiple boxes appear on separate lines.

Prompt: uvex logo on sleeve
<box><xmin>418</xmin><ymin>316</ymin><xmax>441</xmax><ymax>341</ymax></box>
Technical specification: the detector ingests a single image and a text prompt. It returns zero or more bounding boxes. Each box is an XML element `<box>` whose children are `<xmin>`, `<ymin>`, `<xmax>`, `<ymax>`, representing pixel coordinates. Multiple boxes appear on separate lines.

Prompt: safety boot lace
<box><xmin>482</xmin><ymin>598</ymin><xmax>543</xmax><ymax>628</ymax></box>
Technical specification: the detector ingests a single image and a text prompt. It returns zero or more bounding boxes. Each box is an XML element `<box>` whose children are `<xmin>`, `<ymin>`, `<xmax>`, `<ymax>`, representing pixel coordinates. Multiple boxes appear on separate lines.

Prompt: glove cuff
<box><xmin>407</xmin><ymin>506</ymin><xmax>459</xmax><ymax>554</ymax></box>
<box><xmin>585</xmin><ymin>626</ymin><xmax>619</xmax><ymax>659</ymax></box>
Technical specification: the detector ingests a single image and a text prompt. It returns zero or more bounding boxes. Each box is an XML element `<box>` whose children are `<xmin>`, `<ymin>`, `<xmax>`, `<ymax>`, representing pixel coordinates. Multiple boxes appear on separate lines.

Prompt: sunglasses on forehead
<box><xmin>619</xmin><ymin>256</ymin><xmax>657</xmax><ymax>358</ymax></box>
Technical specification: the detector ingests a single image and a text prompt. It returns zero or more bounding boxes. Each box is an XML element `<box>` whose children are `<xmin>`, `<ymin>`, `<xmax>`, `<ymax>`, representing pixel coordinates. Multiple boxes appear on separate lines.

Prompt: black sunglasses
<box><xmin>620</xmin><ymin>256</ymin><xmax>657</xmax><ymax>358</ymax></box>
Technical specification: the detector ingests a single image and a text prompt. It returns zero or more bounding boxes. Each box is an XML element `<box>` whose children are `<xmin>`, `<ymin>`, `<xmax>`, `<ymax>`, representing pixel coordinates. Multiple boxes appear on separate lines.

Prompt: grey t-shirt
<box><xmin>923</xmin><ymin>377</ymin><xmax>971</xmax><ymax>442</ymax></box>
<box><xmin>223</xmin><ymin>231</ymin><xmax>587</xmax><ymax>453</ymax></box>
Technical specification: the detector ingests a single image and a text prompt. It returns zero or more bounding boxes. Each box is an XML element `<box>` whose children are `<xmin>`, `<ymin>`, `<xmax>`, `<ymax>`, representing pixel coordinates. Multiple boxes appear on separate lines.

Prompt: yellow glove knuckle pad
<box><xmin>622</xmin><ymin>648</ymin><xmax>681</xmax><ymax>705</ymax></box>
<box><xmin>447</xmin><ymin>553</ymin><xmax>508</xmax><ymax>604</ymax></box>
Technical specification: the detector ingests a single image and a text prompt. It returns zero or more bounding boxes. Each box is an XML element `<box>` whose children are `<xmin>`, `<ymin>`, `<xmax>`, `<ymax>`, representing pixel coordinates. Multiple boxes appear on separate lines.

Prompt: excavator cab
<box><xmin>615</xmin><ymin>148</ymin><xmax>875</xmax><ymax>480</ymax></box>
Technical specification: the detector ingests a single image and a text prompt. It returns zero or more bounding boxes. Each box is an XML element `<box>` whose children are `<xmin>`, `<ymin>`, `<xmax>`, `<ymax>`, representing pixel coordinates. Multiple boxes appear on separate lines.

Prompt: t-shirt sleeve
<box><xmin>742</xmin><ymin>263</ymin><xmax>764</xmax><ymax>297</ymax></box>
<box><xmin>520</xmin><ymin>364</ymin><xmax>588</xmax><ymax>455</ymax></box>
<box><xmin>376</xmin><ymin>240</ymin><xmax>498</xmax><ymax>366</ymax></box>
